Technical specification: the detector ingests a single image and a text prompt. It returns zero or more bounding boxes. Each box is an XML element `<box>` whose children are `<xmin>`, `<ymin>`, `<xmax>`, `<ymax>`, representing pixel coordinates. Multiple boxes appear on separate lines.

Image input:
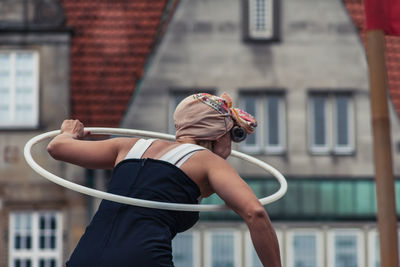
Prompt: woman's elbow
<box><xmin>243</xmin><ymin>206</ymin><xmax>268</xmax><ymax>224</ymax></box>
<box><xmin>47</xmin><ymin>142</ymin><xmax>61</xmax><ymax>160</ymax></box>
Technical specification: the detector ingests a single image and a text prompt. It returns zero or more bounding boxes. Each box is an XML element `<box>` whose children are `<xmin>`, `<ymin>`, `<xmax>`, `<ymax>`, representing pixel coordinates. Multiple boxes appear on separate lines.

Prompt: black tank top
<box><xmin>66</xmin><ymin>139</ymin><xmax>205</xmax><ymax>267</ymax></box>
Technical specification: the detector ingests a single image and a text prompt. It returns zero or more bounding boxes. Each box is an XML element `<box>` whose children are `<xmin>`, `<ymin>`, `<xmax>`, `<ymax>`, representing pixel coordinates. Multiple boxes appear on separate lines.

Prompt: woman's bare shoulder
<box><xmin>191</xmin><ymin>149</ymin><xmax>231</xmax><ymax>169</ymax></box>
<box><xmin>112</xmin><ymin>137</ymin><xmax>140</xmax><ymax>163</ymax></box>
<box><xmin>112</xmin><ymin>137</ymin><xmax>139</xmax><ymax>147</ymax></box>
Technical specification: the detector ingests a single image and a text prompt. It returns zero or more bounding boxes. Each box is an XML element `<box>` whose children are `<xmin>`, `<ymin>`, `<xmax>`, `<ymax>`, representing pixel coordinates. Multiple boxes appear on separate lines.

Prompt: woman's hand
<box><xmin>47</xmin><ymin>119</ymin><xmax>136</xmax><ymax>169</ymax></box>
<box><xmin>60</xmin><ymin>119</ymin><xmax>89</xmax><ymax>139</ymax></box>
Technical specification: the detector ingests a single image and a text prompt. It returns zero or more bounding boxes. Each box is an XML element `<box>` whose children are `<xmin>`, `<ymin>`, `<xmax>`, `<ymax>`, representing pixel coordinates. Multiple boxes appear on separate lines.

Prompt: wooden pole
<box><xmin>366</xmin><ymin>30</ymin><xmax>399</xmax><ymax>267</ymax></box>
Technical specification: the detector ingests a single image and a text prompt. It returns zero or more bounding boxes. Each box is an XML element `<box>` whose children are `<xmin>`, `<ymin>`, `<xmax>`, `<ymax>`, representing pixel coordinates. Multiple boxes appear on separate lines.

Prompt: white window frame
<box><xmin>286</xmin><ymin>229</ymin><xmax>324</xmax><ymax>267</ymax></box>
<box><xmin>368</xmin><ymin>230</ymin><xmax>379</xmax><ymax>267</ymax></box>
<box><xmin>9</xmin><ymin>211</ymin><xmax>63</xmax><ymax>267</ymax></box>
<box><xmin>240</xmin><ymin>93</ymin><xmax>286</xmax><ymax>155</ymax></box>
<box><xmin>245</xmin><ymin>229</ymin><xmax>283</xmax><ymax>267</ymax></box>
<box><xmin>248</xmin><ymin>0</ymin><xmax>275</xmax><ymax>40</ymax></box>
<box><xmin>172</xmin><ymin>231</ymin><xmax>201</xmax><ymax>267</ymax></box>
<box><xmin>0</xmin><ymin>50</ymin><xmax>39</xmax><ymax>128</ymax></box>
<box><xmin>368</xmin><ymin>229</ymin><xmax>400</xmax><ymax>267</ymax></box>
<box><xmin>204</xmin><ymin>229</ymin><xmax>242</xmax><ymax>267</ymax></box>
<box><xmin>327</xmin><ymin>229</ymin><xmax>365</xmax><ymax>267</ymax></box>
<box><xmin>309</xmin><ymin>93</ymin><xmax>354</xmax><ymax>155</ymax></box>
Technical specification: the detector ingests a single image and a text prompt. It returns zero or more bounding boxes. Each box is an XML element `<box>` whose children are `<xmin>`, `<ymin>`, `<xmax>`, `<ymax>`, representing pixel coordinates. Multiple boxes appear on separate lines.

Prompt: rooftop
<box><xmin>344</xmin><ymin>0</ymin><xmax>400</xmax><ymax>116</ymax></box>
<box><xmin>61</xmin><ymin>0</ymin><xmax>400</xmax><ymax>127</ymax></box>
<box><xmin>60</xmin><ymin>0</ymin><xmax>173</xmax><ymax>126</ymax></box>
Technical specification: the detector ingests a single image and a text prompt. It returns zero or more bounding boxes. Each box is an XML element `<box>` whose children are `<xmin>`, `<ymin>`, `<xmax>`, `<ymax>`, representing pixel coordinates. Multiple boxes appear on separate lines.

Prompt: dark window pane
<box><xmin>246</xmin><ymin>129</ymin><xmax>256</xmax><ymax>145</ymax></box>
<box><xmin>245</xmin><ymin>97</ymin><xmax>256</xmax><ymax>119</ymax></box>
<box><xmin>40</xmin><ymin>216</ymin><xmax>46</xmax><ymax>230</ymax></box>
<box><xmin>14</xmin><ymin>259</ymin><xmax>21</xmax><ymax>267</ymax></box>
<box><xmin>283</xmin><ymin>180</ymin><xmax>301</xmax><ymax>216</ymax></box>
<box><xmin>264</xmin><ymin>179</ymin><xmax>281</xmax><ymax>215</ymax></box>
<box><xmin>302</xmin><ymin>181</ymin><xmax>318</xmax><ymax>215</ymax></box>
<box><xmin>39</xmin><ymin>259</ymin><xmax>45</xmax><ymax>267</ymax></box>
<box><xmin>396</xmin><ymin>182</ymin><xmax>400</xmax><ymax>215</ymax></box>
<box><xmin>355</xmin><ymin>181</ymin><xmax>373</xmax><ymax>215</ymax></box>
<box><xmin>312</xmin><ymin>96</ymin><xmax>326</xmax><ymax>146</ymax></box>
<box><xmin>50</xmin><ymin>259</ymin><xmax>56</xmax><ymax>267</ymax></box>
<box><xmin>50</xmin><ymin>216</ymin><xmax>56</xmax><ymax>230</ymax></box>
<box><xmin>26</xmin><ymin>235</ymin><xmax>32</xmax><ymax>249</ymax></box>
<box><xmin>51</xmin><ymin>235</ymin><xmax>56</xmax><ymax>249</ymax></box>
<box><xmin>244</xmin><ymin>96</ymin><xmax>257</xmax><ymax>146</ymax></box>
<box><xmin>336</xmin><ymin>96</ymin><xmax>349</xmax><ymax>146</ymax></box>
<box><xmin>267</xmin><ymin>97</ymin><xmax>280</xmax><ymax>146</ymax></box>
<box><xmin>337</xmin><ymin>182</ymin><xmax>354</xmax><ymax>215</ymax></box>
<box><xmin>26</xmin><ymin>259</ymin><xmax>31</xmax><ymax>267</ymax></box>
<box><xmin>40</xmin><ymin>235</ymin><xmax>45</xmax><ymax>249</ymax></box>
<box><xmin>15</xmin><ymin>235</ymin><xmax>21</xmax><ymax>249</ymax></box>
<box><xmin>319</xmin><ymin>182</ymin><xmax>336</xmax><ymax>215</ymax></box>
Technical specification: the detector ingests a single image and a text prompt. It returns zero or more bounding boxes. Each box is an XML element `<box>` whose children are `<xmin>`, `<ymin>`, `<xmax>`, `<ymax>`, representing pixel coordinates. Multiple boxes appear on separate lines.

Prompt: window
<box><xmin>172</xmin><ymin>231</ymin><xmax>200</xmax><ymax>267</ymax></box>
<box><xmin>9</xmin><ymin>211</ymin><xmax>62</xmax><ymax>267</ymax></box>
<box><xmin>244</xmin><ymin>0</ymin><xmax>279</xmax><ymax>41</ymax></box>
<box><xmin>240</xmin><ymin>92</ymin><xmax>286</xmax><ymax>154</ymax></box>
<box><xmin>169</xmin><ymin>90</ymin><xmax>215</xmax><ymax>134</ymax></box>
<box><xmin>368</xmin><ymin>231</ymin><xmax>380</xmax><ymax>267</ymax></box>
<box><xmin>245</xmin><ymin>229</ymin><xmax>283</xmax><ymax>267</ymax></box>
<box><xmin>204</xmin><ymin>229</ymin><xmax>241</xmax><ymax>267</ymax></box>
<box><xmin>0</xmin><ymin>0</ymin><xmax>65</xmax><ymax>27</ymax></box>
<box><xmin>0</xmin><ymin>51</ymin><xmax>39</xmax><ymax>128</ymax></box>
<box><xmin>309</xmin><ymin>93</ymin><xmax>354</xmax><ymax>155</ymax></box>
<box><xmin>286</xmin><ymin>229</ymin><xmax>323</xmax><ymax>267</ymax></box>
<box><xmin>368</xmin><ymin>230</ymin><xmax>400</xmax><ymax>267</ymax></box>
<box><xmin>328</xmin><ymin>229</ymin><xmax>364</xmax><ymax>267</ymax></box>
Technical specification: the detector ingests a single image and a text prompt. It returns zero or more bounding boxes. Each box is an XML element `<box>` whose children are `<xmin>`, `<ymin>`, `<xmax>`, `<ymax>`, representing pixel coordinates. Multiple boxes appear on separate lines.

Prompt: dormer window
<box><xmin>243</xmin><ymin>0</ymin><xmax>280</xmax><ymax>42</ymax></box>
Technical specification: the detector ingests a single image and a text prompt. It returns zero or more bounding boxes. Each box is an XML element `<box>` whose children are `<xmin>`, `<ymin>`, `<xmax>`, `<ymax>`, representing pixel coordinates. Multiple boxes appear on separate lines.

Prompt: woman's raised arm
<box><xmin>204</xmin><ymin>152</ymin><xmax>282</xmax><ymax>267</ymax></box>
<box><xmin>47</xmin><ymin>119</ymin><xmax>136</xmax><ymax>169</ymax></box>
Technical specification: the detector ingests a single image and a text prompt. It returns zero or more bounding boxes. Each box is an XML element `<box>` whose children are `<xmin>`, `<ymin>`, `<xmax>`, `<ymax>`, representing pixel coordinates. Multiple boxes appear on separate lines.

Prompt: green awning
<box><xmin>200</xmin><ymin>177</ymin><xmax>400</xmax><ymax>221</ymax></box>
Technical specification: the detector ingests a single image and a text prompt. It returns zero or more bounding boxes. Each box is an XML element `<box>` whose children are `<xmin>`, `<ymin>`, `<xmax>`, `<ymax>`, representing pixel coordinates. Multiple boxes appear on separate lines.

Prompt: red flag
<box><xmin>364</xmin><ymin>0</ymin><xmax>400</xmax><ymax>35</ymax></box>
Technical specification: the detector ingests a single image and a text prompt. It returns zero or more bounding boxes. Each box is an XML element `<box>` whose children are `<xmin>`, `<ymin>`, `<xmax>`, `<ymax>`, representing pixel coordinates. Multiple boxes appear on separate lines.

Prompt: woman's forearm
<box><xmin>47</xmin><ymin>133</ymin><xmax>77</xmax><ymax>160</ymax></box>
<box><xmin>246</xmin><ymin>210</ymin><xmax>281</xmax><ymax>267</ymax></box>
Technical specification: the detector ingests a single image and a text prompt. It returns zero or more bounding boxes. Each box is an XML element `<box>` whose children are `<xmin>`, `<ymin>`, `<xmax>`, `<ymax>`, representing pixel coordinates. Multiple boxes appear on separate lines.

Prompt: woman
<box><xmin>47</xmin><ymin>93</ymin><xmax>281</xmax><ymax>267</ymax></box>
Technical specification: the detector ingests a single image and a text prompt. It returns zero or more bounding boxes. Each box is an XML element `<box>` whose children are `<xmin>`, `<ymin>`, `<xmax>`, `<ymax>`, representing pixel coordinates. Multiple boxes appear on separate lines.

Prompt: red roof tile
<box><xmin>344</xmin><ymin>0</ymin><xmax>400</xmax><ymax>117</ymax></box>
<box><xmin>60</xmin><ymin>0</ymin><xmax>171</xmax><ymax>127</ymax></box>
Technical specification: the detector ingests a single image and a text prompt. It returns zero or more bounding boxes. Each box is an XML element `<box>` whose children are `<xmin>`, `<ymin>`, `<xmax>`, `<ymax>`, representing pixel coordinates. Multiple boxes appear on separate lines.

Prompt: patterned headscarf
<box><xmin>174</xmin><ymin>93</ymin><xmax>257</xmax><ymax>141</ymax></box>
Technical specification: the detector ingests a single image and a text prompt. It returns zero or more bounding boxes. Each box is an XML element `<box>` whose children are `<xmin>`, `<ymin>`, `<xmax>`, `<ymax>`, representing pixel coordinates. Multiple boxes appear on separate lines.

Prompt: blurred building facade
<box><xmin>0</xmin><ymin>0</ymin><xmax>171</xmax><ymax>266</ymax></box>
<box><xmin>1</xmin><ymin>0</ymin><xmax>400</xmax><ymax>267</ymax></box>
<box><xmin>123</xmin><ymin>0</ymin><xmax>400</xmax><ymax>266</ymax></box>
<box><xmin>0</xmin><ymin>1</ymin><xmax>89</xmax><ymax>266</ymax></box>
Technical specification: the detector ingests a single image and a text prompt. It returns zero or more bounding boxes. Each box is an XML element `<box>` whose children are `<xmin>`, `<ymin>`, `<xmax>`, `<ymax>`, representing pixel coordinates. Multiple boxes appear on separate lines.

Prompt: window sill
<box><xmin>0</xmin><ymin>124</ymin><xmax>43</xmax><ymax>132</ymax></box>
<box><xmin>309</xmin><ymin>149</ymin><xmax>355</xmax><ymax>156</ymax></box>
<box><xmin>238</xmin><ymin>147</ymin><xmax>287</xmax><ymax>156</ymax></box>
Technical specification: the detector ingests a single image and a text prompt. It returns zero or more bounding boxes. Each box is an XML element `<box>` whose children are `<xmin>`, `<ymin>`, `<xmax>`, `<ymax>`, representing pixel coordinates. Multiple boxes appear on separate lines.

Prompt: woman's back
<box><xmin>115</xmin><ymin>138</ymin><xmax>215</xmax><ymax>197</ymax></box>
<box><xmin>66</xmin><ymin>139</ymin><xmax>205</xmax><ymax>267</ymax></box>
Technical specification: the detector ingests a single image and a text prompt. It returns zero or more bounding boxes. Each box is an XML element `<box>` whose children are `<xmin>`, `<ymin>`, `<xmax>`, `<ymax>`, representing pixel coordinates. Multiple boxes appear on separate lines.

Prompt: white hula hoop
<box><xmin>24</xmin><ymin>128</ymin><xmax>287</xmax><ymax>212</ymax></box>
